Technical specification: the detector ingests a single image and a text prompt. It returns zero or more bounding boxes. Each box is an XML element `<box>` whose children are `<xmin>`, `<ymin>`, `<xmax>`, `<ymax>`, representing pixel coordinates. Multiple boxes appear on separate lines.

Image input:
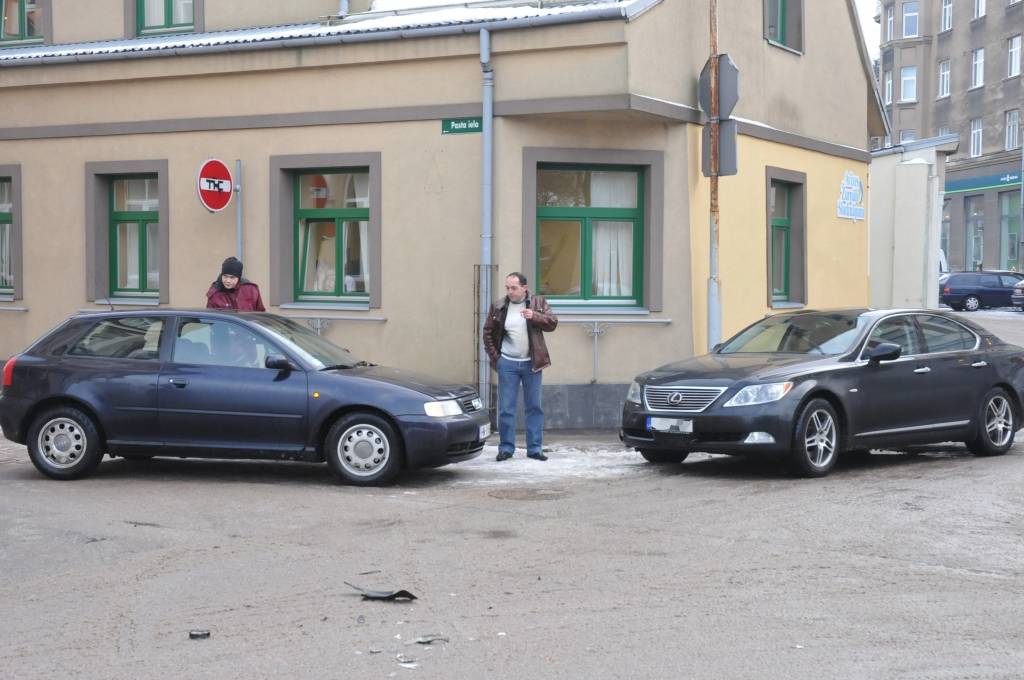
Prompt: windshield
<box><xmin>248</xmin><ymin>315</ymin><xmax>363</xmax><ymax>369</ymax></box>
<box><xmin>718</xmin><ymin>312</ymin><xmax>868</xmax><ymax>356</ymax></box>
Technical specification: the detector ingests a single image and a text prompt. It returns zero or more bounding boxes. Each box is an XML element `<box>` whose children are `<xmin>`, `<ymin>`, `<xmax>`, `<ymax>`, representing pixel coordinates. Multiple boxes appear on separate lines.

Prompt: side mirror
<box><xmin>265</xmin><ymin>354</ymin><xmax>296</xmax><ymax>371</ymax></box>
<box><xmin>865</xmin><ymin>342</ymin><xmax>902</xmax><ymax>363</ymax></box>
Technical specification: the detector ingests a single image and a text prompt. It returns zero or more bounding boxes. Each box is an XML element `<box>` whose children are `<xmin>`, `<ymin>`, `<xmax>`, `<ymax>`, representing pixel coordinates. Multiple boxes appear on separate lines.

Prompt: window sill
<box><xmin>967</xmin><ymin>85</ymin><xmax>985</xmax><ymax>92</ymax></box>
<box><xmin>550</xmin><ymin>305</ymin><xmax>651</xmax><ymax>316</ymax></box>
<box><xmin>92</xmin><ymin>297</ymin><xmax>161</xmax><ymax>307</ymax></box>
<box><xmin>765</xmin><ymin>39</ymin><xmax>803</xmax><ymax>56</ymax></box>
<box><xmin>280</xmin><ymin>301</ymin><xmax>371</xmax><ymax>312</ymax></box>
<box><xmin>770</xmin><ymin>301</ymin><xmax>805</xmax><ymax>309</ymax></box>
<box><xmin>0</xmin><ymin>38</ymin><xmax>44</xmax><ymax>48</ymax></box>
<box><xmin>897</xmin><ymin>100</ymin><xmax>918</xmax><ymax>106</ymax></box>
<box><xmin>937</xmin><ymin>29</ymin><xmax>952</xmax><ymax>36</ymax></box>
<box><xmin>1006</xmin><ymin>74</ymin><xmax>1021</xmax><ymax>82</ymax></box>
<box><xmin>936</xmin><ymin>94</ymin><xmax>951</xmax><ymax>101</ymax></box>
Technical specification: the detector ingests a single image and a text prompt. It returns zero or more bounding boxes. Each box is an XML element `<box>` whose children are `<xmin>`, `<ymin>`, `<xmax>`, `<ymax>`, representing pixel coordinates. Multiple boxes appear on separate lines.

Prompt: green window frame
<box><xmin>109</xmin><ymin>175</ymin><xmax>159</xmax><ymax>297</ymax></box>
<box><xmin>293</xmin><ymin>169</ymin><xmax>371</xmax><ymax>301</ymax></box>
<box><xmin>137</xmin><ymin>0</ymin><xmax>193</xmax><ymax>34</ymax></box>
<box><xmin>535</xmin><ymin>164</ymin><xmax>644</xmax><ymax>306</ymax></box>
<box><xmin>770</xmin><ymin>181</ymin><xmax>792</xmax><ymax>301</ymax></box>
<box><xmin>769</xmin><ymin>0</ymin><xmax>787</xmax><ymax>45</ymax></box>
<box><xmin>1</xmin><ymin>0</ymin><xmax>42</xmax><ymax>42</ymax></box>
<box><xmin>0</xmin><ymin>177</ymin><xmax>11</xmax><ymax>293</ymax></box>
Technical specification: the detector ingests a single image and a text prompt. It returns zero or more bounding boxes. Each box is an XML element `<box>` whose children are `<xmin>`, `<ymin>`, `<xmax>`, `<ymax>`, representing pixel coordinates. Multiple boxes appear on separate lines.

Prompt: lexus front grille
<box><xmin>643</xmin><ymin>385</ymin><xmax>726</xmax><ymax>413</ymax></box>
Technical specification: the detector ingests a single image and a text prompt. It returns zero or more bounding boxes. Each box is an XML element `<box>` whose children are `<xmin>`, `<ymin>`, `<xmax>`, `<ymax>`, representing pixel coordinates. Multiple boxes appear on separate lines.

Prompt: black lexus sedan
<box><xmin>621</xmin><ymin>309</ymin><xmax>1023</xmax><ymax>477</ymax></box>
<box><xmin>0</xmin><ymin>310</ymin><xmax>490</xmax><ymax>485</ymax></box>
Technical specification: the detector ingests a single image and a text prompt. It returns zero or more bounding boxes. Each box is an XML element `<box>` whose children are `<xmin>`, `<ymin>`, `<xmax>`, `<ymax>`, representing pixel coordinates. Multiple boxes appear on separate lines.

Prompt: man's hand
<box><xmin>521</xmin><ymin>308</ymin><xmax>534</xmax><ymax>321</ymax></box>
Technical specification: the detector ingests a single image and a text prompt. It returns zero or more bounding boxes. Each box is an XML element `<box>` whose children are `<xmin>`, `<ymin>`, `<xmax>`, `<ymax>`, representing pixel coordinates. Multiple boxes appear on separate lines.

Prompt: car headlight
<box><xmin>626</xmin><ymin>381</ymin><xmax>642</xmax><ymax>404</ymax></box>
<box><xmin>424</xmin><ymin>399</ymin><xmax>463</xmax><ymax>417</ymax></box>
<box><xmin>723</xmin><ymin>382</ymin><xmax>793</xmax><ymax>407</ymax></box>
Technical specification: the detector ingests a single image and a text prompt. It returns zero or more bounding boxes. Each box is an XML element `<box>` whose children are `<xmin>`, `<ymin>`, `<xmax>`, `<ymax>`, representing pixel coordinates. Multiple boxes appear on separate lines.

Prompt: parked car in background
<box><xmin>0</xmin><ymin>310</ymin><xmax>489</xmax><ymax>485</ymax></box>
<box><xmin>1011</xmin><ymin>280</ymin><xmax>1024</xmax><ymax>311</ymax></box>
<box><xmin>939</xmin><ymin>271</ymin><xmax>1024</xmax><ymax>311</ymax></box>
<box><xmin>621</xmin><ymin>309</ymin><xmax>1023</xmax><ymax>478</ymax></box>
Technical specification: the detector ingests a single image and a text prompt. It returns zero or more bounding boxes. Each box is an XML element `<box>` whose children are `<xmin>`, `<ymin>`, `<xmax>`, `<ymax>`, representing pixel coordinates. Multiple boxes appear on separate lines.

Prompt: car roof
<box><xmin>70</xmin><ymin>308</ymin><xmax>272</xmax><ymax>321</ymax></box>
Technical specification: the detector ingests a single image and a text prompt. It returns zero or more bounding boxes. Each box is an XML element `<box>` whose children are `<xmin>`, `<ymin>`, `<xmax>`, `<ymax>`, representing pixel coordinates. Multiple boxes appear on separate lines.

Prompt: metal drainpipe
<box><xmin>479</xmin><ymin>29</ymin><xmax>495</xmax><ymax>407</ymax></box>
<box><xmin>339</xmin><ymin>0</ymin><xmax>349</xmax><ymax>17</ymax></box>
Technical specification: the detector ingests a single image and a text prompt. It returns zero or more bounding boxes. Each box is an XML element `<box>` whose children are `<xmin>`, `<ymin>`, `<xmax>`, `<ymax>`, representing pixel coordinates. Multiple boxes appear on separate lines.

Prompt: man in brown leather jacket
<box><xmin>483</xmin><ymin>272</ymin><xmax>558</xmax><ymax>461</ymax></box>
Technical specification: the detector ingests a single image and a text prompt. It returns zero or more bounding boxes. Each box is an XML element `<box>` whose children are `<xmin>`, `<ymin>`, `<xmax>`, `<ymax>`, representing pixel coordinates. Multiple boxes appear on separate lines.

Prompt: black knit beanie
<box><xmin>221</xmin><ymin>257</ymin><xmax>243</xmax><ymax>278</ymax></box>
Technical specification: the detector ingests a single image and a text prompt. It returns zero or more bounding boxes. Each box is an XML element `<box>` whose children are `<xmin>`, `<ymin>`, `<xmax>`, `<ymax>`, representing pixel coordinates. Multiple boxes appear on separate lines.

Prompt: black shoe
<box><xmin>496</xmin><ymin>451</ymin><xmax>513</xmax><ymax>461</ymax></box>
<box><xmin>527</xmin><ymin>452</ymin><xmax>548</xmax><ymax>461</ymax></box>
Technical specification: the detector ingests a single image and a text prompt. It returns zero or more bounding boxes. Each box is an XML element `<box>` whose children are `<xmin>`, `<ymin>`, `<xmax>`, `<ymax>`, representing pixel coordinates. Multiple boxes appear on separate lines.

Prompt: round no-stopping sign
<box><xmin>197</xmin><ymin>159</ymin><xmax>233</xmax><ymax>212</ymax></box>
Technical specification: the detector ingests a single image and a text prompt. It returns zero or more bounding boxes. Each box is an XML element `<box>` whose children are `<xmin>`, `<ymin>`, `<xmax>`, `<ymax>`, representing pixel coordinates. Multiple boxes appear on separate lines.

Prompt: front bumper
<box><xmin>620</xmin><ymin>400</ymin><xmax>794</xmax><ymax>455</ymax></box>
<box><xmin>1011</xmin><ymin>293</ymin><xmax>1024</xmax><ymax>308</ymax></box>
<box><xmin>399</xmin><ymin>410</ymin><xmax>490</xmax><ymax>468</ymax></box>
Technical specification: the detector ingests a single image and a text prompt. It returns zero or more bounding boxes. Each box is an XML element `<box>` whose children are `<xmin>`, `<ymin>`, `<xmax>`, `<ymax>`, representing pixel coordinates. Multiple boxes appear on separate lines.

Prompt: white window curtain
<box><xmin>590</xmin><ymin>171</ymin><xmax>637</xmax><ymax>208</ymax></box>
<box><xmin>118</xmin><ymin>223</ymin><xmax>140</xmax><ymax>289</ymax></box>
<box><xmin>359</xmin><ymin>221</ymin><xmax>370</xmax><ymax>292</ymax></box>
<box><xmin>592</xmin><ymin>221</ymin><xmax>633</xmax><ymax>297</ymax></box>
<box><xmin>0</xmin><ymin>223</ymin><xmax>11</xmax><ymax>288</ymax></box>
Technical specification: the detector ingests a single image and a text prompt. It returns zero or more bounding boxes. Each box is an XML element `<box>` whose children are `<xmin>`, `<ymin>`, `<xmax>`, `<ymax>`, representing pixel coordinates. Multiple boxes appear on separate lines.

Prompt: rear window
<box><xmin>68</xmin><ymin>318</ymin><xmax>164</xmax><ymax>360</ymax></box>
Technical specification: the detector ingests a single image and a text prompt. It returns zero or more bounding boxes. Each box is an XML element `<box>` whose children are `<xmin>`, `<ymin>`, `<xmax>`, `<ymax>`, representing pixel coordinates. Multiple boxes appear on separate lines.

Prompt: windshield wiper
<box><xmin>320</xmin><ymin>360</ymin><xmax>376</xmax><ymax>371</ymax></box>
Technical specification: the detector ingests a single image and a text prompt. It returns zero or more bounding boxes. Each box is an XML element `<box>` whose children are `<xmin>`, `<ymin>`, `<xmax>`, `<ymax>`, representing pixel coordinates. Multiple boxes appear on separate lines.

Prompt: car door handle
<box><xmin>971</xmin><ymin>361</ymin><xmax>987</xmax><ymax>368</ymax></box>
<box><xmin>168</xmin><ymin>378</ymin><xmax>188</xmax><ymax>388</ymax></box>
<box><xmin>913</xmin><ymin>367</ymin><xmax>931</xmax><ymax>374</ymax></box>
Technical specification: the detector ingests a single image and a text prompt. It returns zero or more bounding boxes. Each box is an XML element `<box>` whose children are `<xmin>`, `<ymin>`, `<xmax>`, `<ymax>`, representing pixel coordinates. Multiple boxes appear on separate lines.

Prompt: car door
<box><xmin>977</xmin><ymin>274</ymin><xmax>1001</xmax><ymax>307</ymax></box>
<box><xmin>852</xmin><ymin>314</ymin><xmax>938</xmax><ymax>440</ymax></box>
<box><xmin>60</xmin><ymin>316</ymin><xmax>166</xmax><ymax>449</ymax></box>
<box><xmin>913</xmin><ymin>314</ymin><xmax>989</xmax><ymax>426</ymax></box>
<box><xmin>158</xmin><ymin>316</ymin><xmax>309</xmax><ymax>455</ymax></box>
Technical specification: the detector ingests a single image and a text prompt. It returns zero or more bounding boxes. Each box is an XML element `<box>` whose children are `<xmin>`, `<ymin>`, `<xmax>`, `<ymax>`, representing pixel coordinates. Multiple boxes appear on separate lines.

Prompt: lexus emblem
<box><xmin>668</xmin><ymin>392</ymin><xmax>686</xmax><ymax>405</ymax></box>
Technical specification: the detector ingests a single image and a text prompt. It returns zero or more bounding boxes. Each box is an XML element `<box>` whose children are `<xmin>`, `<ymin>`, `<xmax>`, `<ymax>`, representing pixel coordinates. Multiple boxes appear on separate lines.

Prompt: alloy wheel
<box><xmin>803</xmin><ymin>409</ymin><xmax>836</xmax><ymax>468</ymax></box>
<box><xmin>335</xmin><ymin>423</ymin><xmax>391</xmax><ymax>477</ymax></box>
<box><xmin>985</xmin><ymin>396</ymin><xmax>1013</xmax><ymax>447</ymax></box>
<box><xmin>36</xmin><ymin>417</ymin><xmax>87</xmax><ymax>469</ymax></box>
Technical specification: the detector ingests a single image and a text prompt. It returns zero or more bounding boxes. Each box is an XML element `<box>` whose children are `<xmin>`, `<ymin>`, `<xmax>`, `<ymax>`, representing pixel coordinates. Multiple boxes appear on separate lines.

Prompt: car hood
<box><xmin>324</xmin><ymin>365</ymin><xmax>475</xmax><ymax>400</ymax></box>
<box><xmin>639</xmin><ymin>353</ymin><xmax>839</xmax><ymax>384</ymax></box>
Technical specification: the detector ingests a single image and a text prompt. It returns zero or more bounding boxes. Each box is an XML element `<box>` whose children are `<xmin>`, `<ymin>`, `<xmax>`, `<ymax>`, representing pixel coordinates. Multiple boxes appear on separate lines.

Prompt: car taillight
<box><xmin>943</xmin><ymin>287</ymin><xmax>950</xmax><ymax>294</ymax></box>
<box><xmin>2</xmin><ymin>356</ymin><xmax>15</xmax><ymax>388</ymax></box>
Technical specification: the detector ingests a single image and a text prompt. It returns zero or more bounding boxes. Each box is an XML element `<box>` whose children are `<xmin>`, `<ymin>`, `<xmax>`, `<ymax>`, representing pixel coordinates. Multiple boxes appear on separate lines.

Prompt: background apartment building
<box><xmin>875</xmin><ymin>0</ymin><xmax>1023</xmax><ymax>271</ymax></box>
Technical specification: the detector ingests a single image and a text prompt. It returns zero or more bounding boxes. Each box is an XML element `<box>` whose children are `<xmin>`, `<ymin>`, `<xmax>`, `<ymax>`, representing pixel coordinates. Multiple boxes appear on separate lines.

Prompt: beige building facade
<box><xmin>0</xmin><ymin>0</ymin><xmax>885</xmax><ymax>427</ymax></box>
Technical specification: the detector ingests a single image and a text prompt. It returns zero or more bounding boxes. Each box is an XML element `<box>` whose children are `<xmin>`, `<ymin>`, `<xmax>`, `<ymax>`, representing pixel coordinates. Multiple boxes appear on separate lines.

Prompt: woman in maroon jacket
<box><xmin>205</xmin><ymin>257</ymin><xmax>266</xmax><ymax>311</ymax></box>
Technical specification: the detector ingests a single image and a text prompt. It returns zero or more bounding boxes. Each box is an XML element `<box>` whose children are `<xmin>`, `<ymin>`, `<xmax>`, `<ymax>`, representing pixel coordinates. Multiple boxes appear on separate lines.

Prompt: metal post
<box><xmin>479</xmin><ymin>30</ymin><xmax>495</xmax><ymax>408</ymax></box>
<box><xmin>234</xmin><ymin>159</ymin><xmax>243</xmax><ymax>260</ymax></box>
<box><xmin>707</xmin><ymin>0</ymin><xmax>721</xmax><ymax>351</ymax></box>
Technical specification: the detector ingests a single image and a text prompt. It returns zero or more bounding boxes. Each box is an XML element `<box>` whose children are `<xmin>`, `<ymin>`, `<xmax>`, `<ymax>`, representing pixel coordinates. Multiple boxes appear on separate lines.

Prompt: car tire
<box><xmin>966</xmin><ymin>388</ymin><xmax>1016</xmax><ymax>457</ymax></box>
<box><xmin>950</xmin><ymin>303</ymin><xmax>964</xmax><ymax>311</ymax></box>
<box><xmin>639</xmin><ymin>449</ymin><xmax>689</xmax><ymax>464</ymax></box>
<box><xmin>963</xmin><ymin>295</ymin><xmax>981</xmax><ymax>312</ymax></box>
<box><xmin>27</xmin><ymin>406</ymin><xmax>104</xmax><ymax>480</ymax></box>
<box><xmin>788</xmin><ymin>398</ymin><xmax>840</xmax><ymax>478</ymax></box>
<box><xmin>325</xmin><ymin>412</ymin><xmax>404</xmax><ymax>486</ymax></box>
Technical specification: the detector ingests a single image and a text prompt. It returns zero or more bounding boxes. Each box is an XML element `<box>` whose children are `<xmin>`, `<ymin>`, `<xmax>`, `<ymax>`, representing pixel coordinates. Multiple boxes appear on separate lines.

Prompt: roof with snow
<box><xmin>0</xmin><ymin>0</ymin><xmax>660</xmax><ymax>67</ymax></box>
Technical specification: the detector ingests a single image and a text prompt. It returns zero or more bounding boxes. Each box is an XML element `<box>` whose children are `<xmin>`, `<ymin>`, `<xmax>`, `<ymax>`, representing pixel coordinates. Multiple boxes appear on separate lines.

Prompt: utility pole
<box><xmin>707</xmin><ymin>0</ymin><xmax>721</xmax><ymax>351</ymax></box>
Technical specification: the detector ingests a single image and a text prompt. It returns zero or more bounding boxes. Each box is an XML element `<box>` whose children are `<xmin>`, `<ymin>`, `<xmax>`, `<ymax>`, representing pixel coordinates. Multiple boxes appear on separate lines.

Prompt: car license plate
<box><xmin>647</xmin><ymin>416</ymin><xmax>693</xmax><ymax>433</ymax></box>
<box><xmin>479</xmin><ymin>423</ymin><xmax>491</xmax><ymax>440</ymax></box>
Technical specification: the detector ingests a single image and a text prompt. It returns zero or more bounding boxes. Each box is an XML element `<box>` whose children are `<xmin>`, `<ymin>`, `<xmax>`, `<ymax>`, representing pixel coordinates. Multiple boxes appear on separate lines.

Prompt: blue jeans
<box><xmin>497</xmin><ymin>356</ymin><xmax>544</xmax><ymax>455</ymax></box>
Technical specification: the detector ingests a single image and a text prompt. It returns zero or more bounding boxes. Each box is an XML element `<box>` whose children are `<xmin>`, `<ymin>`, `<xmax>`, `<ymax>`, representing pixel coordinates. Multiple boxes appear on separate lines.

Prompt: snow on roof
<box><xmin>0</xmin><ymin>0</ymin><xmax>657</xmax><ymax>66</ymax></box>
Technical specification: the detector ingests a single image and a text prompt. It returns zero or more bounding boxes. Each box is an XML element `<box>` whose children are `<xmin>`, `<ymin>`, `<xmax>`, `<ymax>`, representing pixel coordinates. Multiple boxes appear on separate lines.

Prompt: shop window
<box><xmin>1</xmin><ymin>0</ymin><xmax>42</xmax><ymax>42</ymax></box>
<box><xmin>293</xmin><ymin>170</ymin><xmax>370</xmax><ymax>302</ymax></box>
<box><xmin>766</xmin><ymin>169</ymin><xmax>806</xmax><ymax>306</ymax></box>
<box><xmin>534</xmin><ymin>166</ymin><xmax>643</xmax><ymax>306</ymax></box>
<box><xmin>110</xmin><ymin>177</ymin><xmax>160</xmax><ymax>297</ymax></box>
<box><xmin>966</xmin><ymin>195</ymin><xmax>984</xmax><ymax>270</ymax></box>
<box><xmin>129</xmin><ymin>0</ymin><xmax>202</xmax><ymax>36</ymax></box>
<box><xmin>941</xmin><ymin>199</ymin><xmax>951</xmax><ymax>270</ymax></box>
<box><xmin>764</xmin><ymin>0</ymin><xmax>803</xmax><ymax>52</ymax></box>
<box><xmin>1001</xmin><ymin>192</ymin><xmax>1022</xmax><ymax>271</ymax></box>
<box><xmin>269</xmin><ymin>153</ymin><xmax>381</xmax><ymax>309</ymax></box>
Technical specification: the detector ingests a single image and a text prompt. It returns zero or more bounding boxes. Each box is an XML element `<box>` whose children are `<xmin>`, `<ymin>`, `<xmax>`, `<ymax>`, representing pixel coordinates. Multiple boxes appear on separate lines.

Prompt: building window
<box><xmin>883</xmin><ymin>70</ymin><xmax>893</xmax><ymax>104</ymax></box>
<box><xmin>766</xmin><ymin>169</ymin><xmax>806</xmax><ymax>305</ymax></box>
<box><xmin>938</xmin><ymin>125</ymin><xmax>952</xmax><ymax>136</ymax></box>
<box><xmin>900</xmin><ymin>129</ymin><xmax>917</xmax><ymax>143</ymax></box>
<box><xmin>1009</xmin><ymin>35</ymin><xmax>1022</xmax><ymax>78</ymax></box>
<box><xmin>940</xmin><ymin>0</ymin><xmax>952</xmax><ymax>31</ymax></box>
<box><xmin>902</xmin><ymin>2</ymin><xmax>919</xmax><ymax>37</ymax></box>
<box><xmin>269</xmin><ymin>153</ymin><xmax>382</xmax><ymax>309</ymax></box>
<box><xmin>0</xmin><ymin>177</ymin><xmax>12</xmax><ymax>295</ymax></box>
<box><xmin>938</xmin><ymin>59</ymin><xmax>951</xmax><ymax>97</ymax></box>
<box><xmin>765</xmin><ymin>0</ymin><xmax>803</xmax><ymax>52</ymax></box>
<box><xmin>293</xmin><ymin>171</ymin><xmax>371</xmax><ymax>301</ymax></box>
<box><xmin>966</xmin><ymin>195</ymin><xmax>984</xmax><ymax>270</ymax></box>
<box><xmin>1</xmin><ymin>0</ymin><xmax>42</xmax><ymax>42</ymax></box>
<box><xmin>971</xmin><ymin>48</ymin><xmax>985</xmax><ymax>87</ymax></box>
<box><xmin>131</xmin><ymin>0</ymin><xmax>201</xmax><ymax>35</ymax></box>
<box><xmin>973</xmin><ymin>0</ymin><xmax>985</xmax><ymax>17</ymax></box>
<box><xmin>1007</xmin><ymin>109</ymin><xmax>1021</xmax><ymax>150</ymax></box>
<box><xmin>535</xmin><ymin>166</ymin><xmax>643</xmax><ymax>305</ymax></box>
<box><xmin>970</xmin><ymin>118</ymin><xmax>984</xmax><ymax>156</ymax></box>
<box><xmin>901</xmin><ymin>66</ymin><xmax>917</xmax><ymax>101</ymax></box>
<box><xmin>1000</xmin><ymin>192</ymin><xmax>1021</xmax><ymax>271</ymax></box>
<box><xmin>885</xmin><ymin>5</ymin><xmax>894</xmax><ymax>41</ymax></box>
<box><xmin>109</xmin><ymin>177</ymin><xmax>160</xmax><ymax>297</ymax></box>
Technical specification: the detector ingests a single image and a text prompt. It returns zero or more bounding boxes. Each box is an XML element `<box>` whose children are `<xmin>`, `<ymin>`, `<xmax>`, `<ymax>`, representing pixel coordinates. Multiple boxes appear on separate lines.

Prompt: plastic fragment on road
<box><xmin>413</xmin><ymin>634</ymin><xmax>449</xmax><ymax>645</ymax></box>
<box><xmin>344</xmin><ymin>581</ymin><xmax>417</xmax><ymax>601</ymax></box>
<box><xmin>188</xmin><ymin>630</ymin><xmax>211</xmax><ymax>640</ymax></box>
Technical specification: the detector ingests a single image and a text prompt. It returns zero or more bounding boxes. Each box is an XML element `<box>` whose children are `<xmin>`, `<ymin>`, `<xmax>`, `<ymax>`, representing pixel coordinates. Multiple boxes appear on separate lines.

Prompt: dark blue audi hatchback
<box><xmin>0</xmin><ymin>310</ymin><xmax>490</xmax><ymax>485</ymax></box>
